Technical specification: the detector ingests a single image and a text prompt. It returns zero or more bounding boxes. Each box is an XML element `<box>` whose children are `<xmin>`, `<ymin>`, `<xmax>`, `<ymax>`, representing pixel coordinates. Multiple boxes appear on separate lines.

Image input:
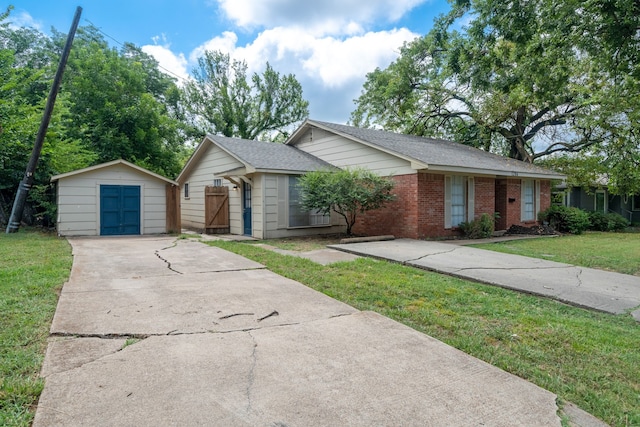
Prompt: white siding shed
<box><xmin>51</xmin><ymin>159</ymin><xmax>179</xmax><ymax>236</ymax></box>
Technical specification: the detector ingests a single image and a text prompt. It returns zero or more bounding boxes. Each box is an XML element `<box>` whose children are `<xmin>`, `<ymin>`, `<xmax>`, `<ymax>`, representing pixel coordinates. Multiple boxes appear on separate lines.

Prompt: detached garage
<box><xmin>51</xmin><ymin>159</ymin><xmax>180</xmax><ymax>236</ymax></box>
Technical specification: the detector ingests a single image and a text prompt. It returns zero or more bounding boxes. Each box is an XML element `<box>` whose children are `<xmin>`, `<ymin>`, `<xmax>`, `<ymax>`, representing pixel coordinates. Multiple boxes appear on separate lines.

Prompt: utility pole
<box><xmin>6</xmin><ymin>6</ymin><xmax>82</xmax><ymax>233</ymax></box>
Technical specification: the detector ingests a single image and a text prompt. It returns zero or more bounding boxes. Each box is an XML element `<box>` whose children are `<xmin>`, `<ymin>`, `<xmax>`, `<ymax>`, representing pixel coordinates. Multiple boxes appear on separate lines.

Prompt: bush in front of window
<box><xmin>459</xmin><ymin>213</ymin><xmax>498</xmax><ymax>239</ymax></box>
<box><xmin>587</xmin><ymin>211</ymin><xmax>630</xmax><ymax>232</ymax></box>
<box><xmin>539</xmin><ymin>205</ymin><xmax>590</xmax><ymax>234</ymax></box>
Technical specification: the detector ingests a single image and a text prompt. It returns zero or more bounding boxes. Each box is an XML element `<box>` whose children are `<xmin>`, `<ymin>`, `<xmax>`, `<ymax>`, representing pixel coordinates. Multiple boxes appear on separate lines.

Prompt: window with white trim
<box><xmin>522</xmin><ymin>179</ymin><xmax>535</xmax><ymax>221</ymax></box>
<box><xmin>213</xmin><ymin>178</ymin><xmax>222</xmax><ymax>187</ymax></box>
<box><xmin>288</xmin><ymin>176</ymin><xmax>330</xmax><ymax>227</ymax></box>
<box><xmin>445</xmin><ymin>175</ymin><xmax>474</xmax><ymax>229</ymax></box>
<box><xmin>184</xmin><ymin>182</ymin><xmax>190</xmax><ymax>199</ymax></box>
<box><xmin>450</xmin><ymin>175</ymin><xmax>467</xmax><ymax>227</ymax></box>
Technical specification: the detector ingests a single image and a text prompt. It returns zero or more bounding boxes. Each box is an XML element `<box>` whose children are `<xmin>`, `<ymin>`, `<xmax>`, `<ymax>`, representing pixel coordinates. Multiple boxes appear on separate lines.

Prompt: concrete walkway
<box><xmin>329</xmin><ymin>239</ymin><xmax>640</xmax><ymax>321</ymax></box>
<box><xmin>34</xmin><ymin>236</ymin><xmax>574</xmax><ymax>426</ymax></box>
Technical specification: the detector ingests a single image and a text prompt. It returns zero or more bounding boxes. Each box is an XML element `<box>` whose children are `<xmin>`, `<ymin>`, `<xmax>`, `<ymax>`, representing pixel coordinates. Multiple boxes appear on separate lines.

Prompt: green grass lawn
<box><xmin>0</xmin><ymin>230</ymin><xmax>72</xmax><ymax>427</ymax></box>
<box><xmin>471</xmin><ymin>232</ymin><xmax>640</xmax><ymax>276</ymax></box>
<box><xmin>2</xmin><ymin>230</ymin><xmax>638</xmax><ymax>426</ymax></box>
<box><xmin>207</xmin><ymin>240</ymin><xmax>639</xmax><ymax>427</ymax></box>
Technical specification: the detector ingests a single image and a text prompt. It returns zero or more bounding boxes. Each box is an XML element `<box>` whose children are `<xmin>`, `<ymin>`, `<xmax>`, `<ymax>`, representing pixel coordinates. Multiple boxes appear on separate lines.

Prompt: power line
<box><xmin>84</xmin><ymin>18</ymin><xmax>189</xmax><ymax>83</ymax></box>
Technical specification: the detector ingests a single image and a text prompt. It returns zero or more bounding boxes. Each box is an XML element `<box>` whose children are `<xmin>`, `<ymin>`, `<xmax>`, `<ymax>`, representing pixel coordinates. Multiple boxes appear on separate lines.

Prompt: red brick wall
<box><xmin>495</xmin><ymin>179</ymin><xmax>521</xmax><ymax>230</ymax></box>
<box><xmin>353</xmin><ymin>173</ymin><xmax>455</xmax><ymax>239</ymax></box>
<box><xmin>352</xmin><ymin>174</ymin><xmax>420</xmax><ymax>239</ymax></box>
<box><xmin>353</xmin><ymin>174</ymin><xmax>553</xmax><ymax>238</ymax></box>
<box><xmin>474</xmin><ymin>177</ymin><xmax>495</xmax><ymax>220</ymax></box>
<box><xmin>415</xmin><ymin>173</ymin><xmax>462</xmax><ymax>238</ymax></box>
<box><xmin>540</xmin><ymin>180</ymin><xmax>551</xmax><ymax>213</ymax></box>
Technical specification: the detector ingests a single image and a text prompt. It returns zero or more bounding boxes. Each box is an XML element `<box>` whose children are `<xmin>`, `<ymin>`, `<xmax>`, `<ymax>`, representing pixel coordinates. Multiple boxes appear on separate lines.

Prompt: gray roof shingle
<box><xmin>307</xmin><ymin>120</ymin><xmax>563</xmax><ymax>178</ymax></box>
<box><xmin>210</xmin><ymin>134</ymin><xmax>334</xmax><ymax>173</ymax></box>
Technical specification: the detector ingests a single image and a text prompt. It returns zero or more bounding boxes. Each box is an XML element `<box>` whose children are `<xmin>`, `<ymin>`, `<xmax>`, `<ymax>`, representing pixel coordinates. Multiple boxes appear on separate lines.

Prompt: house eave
<box><xmin>51</xmin><ymin>159</ymin><xmax>177</xmax><ymax>185</ymax></box>
<box><xmin>424</xmin><ymin>164</ymin><xmax>565</xmax><ymax>180</ymax></box>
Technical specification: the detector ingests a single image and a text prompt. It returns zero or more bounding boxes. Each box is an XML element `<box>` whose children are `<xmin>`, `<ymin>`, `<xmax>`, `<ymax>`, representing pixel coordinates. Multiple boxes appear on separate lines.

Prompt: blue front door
<box><xmin>242</xmin><ymin>182</ymin><xmax>252</xmax><ymax>235</ymax></box>
<box><xmin>100</xmin><ymin>185</ymin><xmax>141</xmax><ymax>236</ymax></box>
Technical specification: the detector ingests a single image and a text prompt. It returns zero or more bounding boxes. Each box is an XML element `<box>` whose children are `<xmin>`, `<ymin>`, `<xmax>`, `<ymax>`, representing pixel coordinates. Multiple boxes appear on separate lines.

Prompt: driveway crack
<box><xmin>405</xmin><ymin>247</ymin><xmax>459</xmax><ymax>263</ymax></box>
<box><xmin>575</xmin><ymin>268</ymin><xmax>583</xmax><ymax>287</ymax></box>
<box><xmin>246</xmin><ymin>331</ymin><xmax>258</xmax><ymax>414</ymax></box>
<box><xmin>154</xmin><ymin>250</ymin><xmax>182</xmax><ymax>274</ymax></box>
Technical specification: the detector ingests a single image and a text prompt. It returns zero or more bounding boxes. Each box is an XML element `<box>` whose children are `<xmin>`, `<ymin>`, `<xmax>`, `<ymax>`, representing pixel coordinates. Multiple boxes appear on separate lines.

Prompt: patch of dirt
<box><xmin>506</xmin><ymin>224</ymin><xmax>559</xmax><ymax>236</ymax></box>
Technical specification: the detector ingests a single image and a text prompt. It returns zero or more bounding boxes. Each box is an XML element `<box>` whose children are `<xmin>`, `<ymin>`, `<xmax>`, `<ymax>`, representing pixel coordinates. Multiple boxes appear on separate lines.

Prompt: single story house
<box><xmin>51</xmin><ymin>159</ymin><xmax>180</xmax><ymax>236</ymax></box>
<box><xmin>177</xmin><ymin>119</ymin><xmax>565</xmax><ymax>239</ymax></box>
<box><xmin>558</xmin><ymin>181</ymin><xmax>640</xmax><ymax>223</ymax></box>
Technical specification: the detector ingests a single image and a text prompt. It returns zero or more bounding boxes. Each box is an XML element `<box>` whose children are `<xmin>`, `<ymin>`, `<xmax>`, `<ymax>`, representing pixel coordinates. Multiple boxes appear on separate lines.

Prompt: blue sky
<box><xmin>5</xmin><ymin>0</ymin><xmax>450</xmax><ymax>123</ymax></box>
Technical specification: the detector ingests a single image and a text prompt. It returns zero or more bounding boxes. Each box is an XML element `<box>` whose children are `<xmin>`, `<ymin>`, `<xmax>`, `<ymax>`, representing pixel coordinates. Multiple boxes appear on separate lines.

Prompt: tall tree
<box><xmin>59</xmin><ymin>26</ymin><xmax>187</xmax><ymax>177</ymax></box>
<box><xmin>0</xmin><ymin>8</ymin><xmax>95</xmax><ymax>225</ymax></box>
<box><xmin>183</xmin><ymin>50</ymin><xmax>309</xmax><ymax>141</ymax></box>
<box><xmin>351</xmin><ymin>0</ymin><xmax>640</xmax><ymax>174</ymax></box>
<box><xmin>1</xmin><ymin>13</ymin><xmax>189</xmax><ymax>226</ymax></box>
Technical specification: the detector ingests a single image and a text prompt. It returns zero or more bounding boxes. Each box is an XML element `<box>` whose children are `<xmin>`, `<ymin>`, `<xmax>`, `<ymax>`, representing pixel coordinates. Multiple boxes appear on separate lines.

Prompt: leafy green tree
<box><xmin>0</xmin><ymin>8</ymin><xmax>95</xmax><ymax>225</ymax></box>
<box><xmin>298</xmin><ymin>168</ymin><xmax>395</xmax><ymax>236</ymax></box>
<box><xmin>1</xmin><ymin>12</ymin><xmax>188</xmax><ymax>226</ymax></box>
<box><xmin>183</xmin><ymin>50</ymin><xmax>309</xmax><ymax>141</ymax></box>
<box><xmin>351</xmin><ymin>0</ymin><xmax>639</xmax><ymax>170</ymax></box>
<box><xmin>60</xmin><ymin>26</ymin><xmax>187</xmax><ymax>177</ymax></box>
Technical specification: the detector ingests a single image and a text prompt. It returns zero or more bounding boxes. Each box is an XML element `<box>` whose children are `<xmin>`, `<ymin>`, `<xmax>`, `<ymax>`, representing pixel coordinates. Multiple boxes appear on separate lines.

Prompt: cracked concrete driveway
<box><xmin>330</xmin><ymin>239</ymin><xmax>640</xmax><ymax>319</ymax></box>
<box><xmin>35</xmin><ymin>236</ymin><xmax>564</xmax><ymax>426</ymax></box>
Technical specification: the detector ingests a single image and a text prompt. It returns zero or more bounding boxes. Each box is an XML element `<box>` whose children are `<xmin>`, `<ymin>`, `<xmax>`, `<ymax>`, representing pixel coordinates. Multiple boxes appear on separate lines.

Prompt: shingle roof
<box><xmin>304</xmin><ymin>120</ymin><xmax>564</xmax><ymax>178</ymax></box>
<box><xmin>51</xmin><ymin>159</ymin><xmax>177</xmax><ymax>184</ymax></box>
<box><xmin>210</xmin><ymin>134</ymin><xmax>334</xmax><ymax>173</ymax></box>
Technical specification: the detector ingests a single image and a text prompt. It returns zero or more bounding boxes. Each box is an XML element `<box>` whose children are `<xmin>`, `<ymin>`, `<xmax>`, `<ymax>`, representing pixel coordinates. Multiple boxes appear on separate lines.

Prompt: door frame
<box><xmin>99</xmin><ymin>184</ymin><xmax>142</xmax><ymax>236</ymax></box>
<box><xmin>242</xmin><ymin>181</ymin><xmax>252</xmax><ymax>236</ymax></box>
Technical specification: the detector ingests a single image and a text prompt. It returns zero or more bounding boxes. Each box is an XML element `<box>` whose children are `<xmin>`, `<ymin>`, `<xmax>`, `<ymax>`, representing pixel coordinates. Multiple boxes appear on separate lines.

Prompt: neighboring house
<box><xmin>177</xmin><ymin>120</ymin><xmax>565</xmax><ymax>239</ymax></box>
<box><xmin>558</xmin><ymin>182</ymin><xmax>640</xmax><ymax>223</ymax></box>
<box><xmin>51</xmin><ymin>159</ymin><xmax>180</xmax><ymax>236</ymax></box>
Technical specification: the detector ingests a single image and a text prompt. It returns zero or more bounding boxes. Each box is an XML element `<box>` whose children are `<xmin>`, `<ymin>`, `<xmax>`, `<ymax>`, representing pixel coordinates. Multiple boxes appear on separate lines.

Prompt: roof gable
<box><xmin>288</xmin><ymin>120</ymin><xmax>565</xmax><ymax>179</ymax></box>
<box><xmin>177</xmin><ymin>134</ymin><xmax>335</xmax><ymax>183</ymax></box>
<box><xmin>51</xmin><ymin>159</ymin><xmax>177</xmax><ymax>184</ymax></box>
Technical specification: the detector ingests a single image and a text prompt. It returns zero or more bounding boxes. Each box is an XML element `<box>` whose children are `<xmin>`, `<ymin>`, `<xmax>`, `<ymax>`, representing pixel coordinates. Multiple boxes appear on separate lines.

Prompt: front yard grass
<box><xmin>208</xmin><ymin>239</ymin><xmax>640</xmax><ymax>427</ymax></box>
<box><xmin>0</xmin><ymin>230</ymin><xmax>72</xmax><ymax>427</ymax></box>
<box><xmin>471</xmin><ymin>231</ymin><xmax>640</xmax><ymax>276</ymax></box>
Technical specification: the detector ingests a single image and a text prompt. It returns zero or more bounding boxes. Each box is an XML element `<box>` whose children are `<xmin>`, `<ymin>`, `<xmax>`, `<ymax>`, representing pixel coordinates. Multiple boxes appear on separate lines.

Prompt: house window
<box><xmin>451</xmin><ymin>175</ymin><xmax>467</xmax><ymax>227</ymax></box>
<box><xmin>445</xmin><ymin>175</ymin><xmax>474</xmax><ymax>229</ymax></box>
<box><xmin>213</xmin><ymin>178</ymin><xmax>222</xmax><ymax>187</ymax></box>
<box><xmin>595</xmin><ymin>190</ymin><xmax>607</xmax><ymax>213</ymax></box>
<box><xmin>184</xmin><ymin>182</ymin><xmax>190</xmax><ymax>199</ymax></box>
<box><xmin>288</xmin><ymin>176</ymin><xmax>330</xmax><ymax>227</ymax></box>
<box><xmin>522</xmin><ymin>180</ymin><xmax>535</xmax><ymax>221</ymax></box>
<box><xmin>632</xmin><ymin>194</ymin><xmax>640</xmax><ymax>211</ymax></box>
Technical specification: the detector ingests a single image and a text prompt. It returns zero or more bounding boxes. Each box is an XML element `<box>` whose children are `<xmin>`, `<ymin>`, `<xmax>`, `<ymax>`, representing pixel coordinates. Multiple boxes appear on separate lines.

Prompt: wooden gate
<box><xmin>205</xmin><ymin>186</ymin><xmax>229</xmax><ymax>234</ymax></box>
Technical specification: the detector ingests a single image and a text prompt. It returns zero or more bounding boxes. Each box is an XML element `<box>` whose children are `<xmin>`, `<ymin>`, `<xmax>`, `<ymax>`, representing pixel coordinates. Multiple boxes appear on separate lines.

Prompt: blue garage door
<box><xmin>100</xmin><ymin>185</ymin><xmax>141</xmax><ymax>235</ymax></box>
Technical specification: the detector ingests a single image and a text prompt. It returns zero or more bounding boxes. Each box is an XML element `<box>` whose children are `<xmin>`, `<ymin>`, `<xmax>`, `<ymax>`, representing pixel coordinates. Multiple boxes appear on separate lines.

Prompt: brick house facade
<box><xmin>178</xmin><ymin>120</ymin><xmax>564</xmax><ymax>240</ymax></box>
<box><xmin>355</xmin><ymin>173</ymin><xmax>553</xmax><ymax>239</ymax></box>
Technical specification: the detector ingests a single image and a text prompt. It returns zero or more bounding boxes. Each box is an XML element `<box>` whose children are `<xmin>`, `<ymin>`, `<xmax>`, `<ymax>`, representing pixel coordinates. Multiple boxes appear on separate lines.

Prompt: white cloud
<box><xmin>221</xmin><ymin>27</ymin><xmax>417</xmax><ymax>88</ymax></box>
<box><xmin>141</xmin><ymin>44</ymin><xmax>190</xmax><ymax>83</ymax></box>
<box><xmin>187</xmin><ymin>26</ymin><xmax>418</xmax><ymax>121</ymax></box>
<box><xmin>217</xmin><ymin>0</ymin><xmax>426</xmax><ymax>36</ymax></box>
<box><xmin>188</xmin><ymin>31</ymin><xmax>238</xmax><ymax>63</ymax></box>
<box><xmin>182</xmin><ymin>0</ymin><xmax>424</xmax><ymax>122</ymax></box>
<box><xmin>8</xmin><ymin>10</ymin><xmax>42</xmax><ymax>31</ymax></box>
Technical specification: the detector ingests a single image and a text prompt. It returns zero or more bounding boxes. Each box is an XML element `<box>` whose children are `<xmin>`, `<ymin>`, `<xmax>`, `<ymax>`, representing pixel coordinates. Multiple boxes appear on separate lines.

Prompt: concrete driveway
<box><xmin>34</xmin><ymin>236</ymin><xmax>567</xmax><ymax>426</ymax></box>
<box><xmin>330</xmin><ymin>238</ymin><xmax>640</xmax><ymax>320</ymax></box>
